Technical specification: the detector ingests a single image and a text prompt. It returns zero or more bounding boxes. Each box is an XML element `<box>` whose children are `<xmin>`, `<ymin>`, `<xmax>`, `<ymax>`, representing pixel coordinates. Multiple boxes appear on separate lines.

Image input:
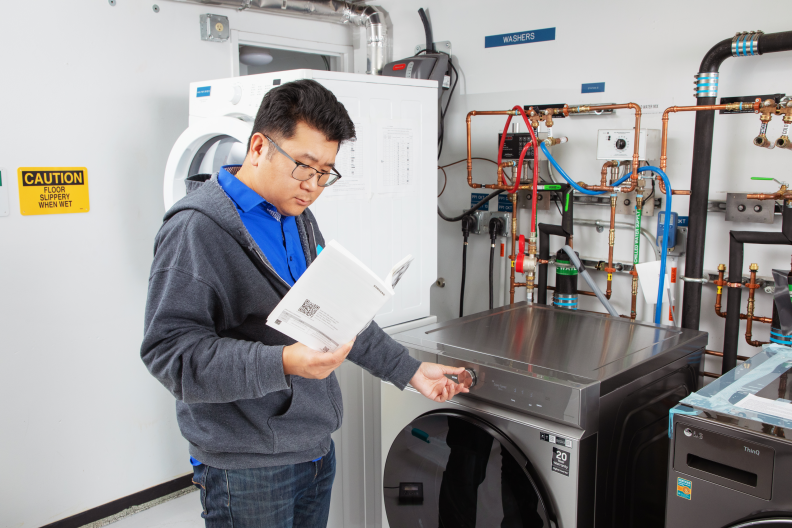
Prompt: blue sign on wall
<box><xmin>196</xmin><ymin>86</ymin><xmax>211</xmax><ymax>97</ymax></box>
<box><xmin>471</xmin><ymin>193</ymin><xmax>489</xmax><ymax>211</ymax></box>
<box><xmin>582</xmin><ymin>82</ymin><xmax>605</xmax><ymax>93</ymax></box>
<box><xmin>498</xmin><ymin>194</ymin><xmax>514</xmax><ymax>212</ymax></box>
<box><xmin>485</xmin><ymin>27</ymin><xmax>556</xmax><ymax>49</ymax></box>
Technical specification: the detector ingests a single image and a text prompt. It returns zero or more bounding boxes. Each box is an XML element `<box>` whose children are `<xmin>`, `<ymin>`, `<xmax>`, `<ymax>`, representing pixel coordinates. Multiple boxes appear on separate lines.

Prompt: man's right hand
<box><xmin>282</xmin><ymin>339</ymin><xmax>355</xmax><ymax>379</ymax></box>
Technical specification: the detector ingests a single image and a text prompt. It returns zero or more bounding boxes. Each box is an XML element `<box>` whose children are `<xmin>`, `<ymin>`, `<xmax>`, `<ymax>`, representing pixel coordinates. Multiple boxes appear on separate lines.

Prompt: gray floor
<box><xmin>103</xmin><ymin>491</ymin><xmax>203</xmax><ymax>528</ymax></box>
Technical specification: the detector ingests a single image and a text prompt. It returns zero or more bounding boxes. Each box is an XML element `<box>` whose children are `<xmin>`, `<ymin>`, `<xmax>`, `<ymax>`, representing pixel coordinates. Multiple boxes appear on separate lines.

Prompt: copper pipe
<box><xmin>496</xmin><ymin>161</ymin><xmax>515</xmax><ymax>186</ymax></box>
<box><xmin>513</xmin><ymin>282</ymin><xmax>526</xmax><ymax>288</ymax></box>
<box><xmin>657</xmin><ymin>102</ymin><xmax>759</xmax><ymax>196</ymax></box>
<box><xmin>745</xmin><ymin>264</ymin><xmax>770</xmax><ymax>347</ymax></box>
<box><xmin>705</xmin><ymin>349</ymin><xmax>749</xmax><ymax>362</ymax></box>
<box><xmin>466</xmin><ymin>110</ymin><xmax>516</xmax><ymax>189</ymax></box>
<box><xmin>605</xmin><ymin>194</ymin><xmax>617</xmax><ymax>299</ymax></box>
<box><xmin>713</xmin><ymin>264</ymin><xmax>772</xmax><ymax>322</ymax></box>
<box><xmin>702</xmin><ymin>371</ymin><xmax>720</xmax><ymax>378</ymax></box>
<box><xmin>547</xmin><ymin>285</ymin><xmax>597</xmax><ymax>297</ymax></box>
<box><xmin>747</xmin><ymin>187</ymin><xmax>791</xmax><ymax>200</ymax></box>
<box><xmin>601</xmin><ymin>160</ymin><xmax>616</xmax><ymax>186</ymax></box>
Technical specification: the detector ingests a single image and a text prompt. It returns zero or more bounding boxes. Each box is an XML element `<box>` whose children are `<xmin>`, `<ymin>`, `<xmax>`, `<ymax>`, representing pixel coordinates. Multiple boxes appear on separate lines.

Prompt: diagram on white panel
<box><xmin>323</xmin><ymin>122</ymin><xmax>367</xmax><ymax>200</ymax></box>
<box><xmin>376</xmin><ymin>120</ymin><xmax>418</xmax><ymax>194</ymax></box>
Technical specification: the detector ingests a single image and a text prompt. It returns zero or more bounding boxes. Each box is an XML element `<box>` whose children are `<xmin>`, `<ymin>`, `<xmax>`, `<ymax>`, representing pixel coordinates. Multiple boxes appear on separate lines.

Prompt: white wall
<box><xmin>3</xmin><ymin>1</ymin><xmax>792</xmax><ymax>527</ymax></box>
<box><xmin>373</xmin><ymin>0</ymin><xmax>792</xmax><ymax>375</ymax></box>
<box><xmin>0</xmin><ymin>2</ymin><xmax>352</xmax><ymax>527</ymax></box>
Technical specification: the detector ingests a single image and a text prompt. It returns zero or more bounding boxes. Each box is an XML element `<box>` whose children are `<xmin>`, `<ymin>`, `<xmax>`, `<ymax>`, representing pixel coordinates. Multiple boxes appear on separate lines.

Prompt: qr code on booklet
<box><xmin>298</xmin><ymin>299</ymin><xmax>320</xmax><ymax>318</ymax></box>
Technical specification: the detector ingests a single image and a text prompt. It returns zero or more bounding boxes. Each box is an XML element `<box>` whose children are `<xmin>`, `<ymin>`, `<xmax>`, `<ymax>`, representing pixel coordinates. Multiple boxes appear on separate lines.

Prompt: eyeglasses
<box><xmin>264</xmin><ymin>135</ymin><xmax>343</xmax><ymax>187</ymax></box>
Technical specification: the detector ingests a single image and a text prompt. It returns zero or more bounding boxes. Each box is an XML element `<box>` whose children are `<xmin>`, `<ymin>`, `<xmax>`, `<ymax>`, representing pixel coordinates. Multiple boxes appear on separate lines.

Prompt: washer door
<box><xmin>383</xmin><ymin>410</ymin><xmax>555</xmax><ymax>528</ymax></box>
<box><xmin>163</xmin><ymin>117</ymin><xmax>250</xmax><ymax>209</ymax></box>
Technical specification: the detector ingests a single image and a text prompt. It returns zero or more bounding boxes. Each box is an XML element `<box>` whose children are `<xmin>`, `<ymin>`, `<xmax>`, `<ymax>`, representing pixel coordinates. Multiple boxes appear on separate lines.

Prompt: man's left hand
<box><xmin>409</xmin><ymin>363</ymin><xmax>470</xmax><ymax>403</ymax></box>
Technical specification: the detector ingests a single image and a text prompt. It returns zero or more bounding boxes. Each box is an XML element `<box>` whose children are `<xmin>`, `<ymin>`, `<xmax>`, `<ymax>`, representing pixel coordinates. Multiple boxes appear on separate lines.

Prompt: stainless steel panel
<box><xmin>726</xmin><ymin>193</ymin><xmax>776</xmax><ymax>223</ymax></box>
<box><xmin>394</xmin><ymin>303</ymin><xmax>706</xmax><ymax>387</ymax></box>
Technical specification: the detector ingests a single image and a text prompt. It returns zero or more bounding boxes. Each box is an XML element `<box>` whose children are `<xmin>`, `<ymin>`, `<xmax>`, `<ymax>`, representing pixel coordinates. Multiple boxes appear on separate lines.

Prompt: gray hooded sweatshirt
<box><xmin>141</xmin><ymin>175</ymin><xmax>421</xmax><ymax>469</ymax></box>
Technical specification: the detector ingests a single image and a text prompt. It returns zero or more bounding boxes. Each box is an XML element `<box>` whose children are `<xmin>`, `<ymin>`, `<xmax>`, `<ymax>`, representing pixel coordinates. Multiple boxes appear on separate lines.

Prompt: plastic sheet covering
<box><xmin>680</xmin><ymin>344</ymin><xmax>792</xmax><ymax>439</ymax></box>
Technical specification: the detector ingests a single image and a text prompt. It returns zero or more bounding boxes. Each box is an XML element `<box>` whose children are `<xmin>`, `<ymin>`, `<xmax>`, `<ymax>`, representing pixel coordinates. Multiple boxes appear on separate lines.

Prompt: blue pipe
<box><xmin>540</xmin><ymin>142</ymin><xmax>631</xmax><ymax>195</ymax></box>
<box><xmin>635</xmin><ymin>166</ymin><xmax>672</xmax><ymax>325</ymax></box>
<box><xmin>540</xmin><ymin>142</ymin><xmax>674</xmax><ymax>324</ymax></box>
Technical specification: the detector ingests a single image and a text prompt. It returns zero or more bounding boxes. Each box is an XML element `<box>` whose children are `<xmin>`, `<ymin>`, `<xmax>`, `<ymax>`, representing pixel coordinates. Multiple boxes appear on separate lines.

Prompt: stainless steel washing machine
<box><xmin>667</xmin><ymin>344</ymin><xmax>792</xmax><ymax>528</ymax></box>
<box><xmin>382</xmin><ymin>302</ymin><xmax>707</xmax><ymax>528</ymax></box>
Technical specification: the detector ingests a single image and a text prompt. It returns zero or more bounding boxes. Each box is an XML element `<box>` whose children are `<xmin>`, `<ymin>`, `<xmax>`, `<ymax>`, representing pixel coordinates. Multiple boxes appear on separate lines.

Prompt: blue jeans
<box><xmin>192</xmin><ymin>441</ymin><xmax>336</xmax><ymax>528</ymax></box>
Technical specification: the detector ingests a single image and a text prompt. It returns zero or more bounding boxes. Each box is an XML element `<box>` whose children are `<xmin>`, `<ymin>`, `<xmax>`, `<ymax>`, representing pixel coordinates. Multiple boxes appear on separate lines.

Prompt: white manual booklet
<box><xmin>266</xmin><ymin>240</ymin><xmax>413</xmax><ymax>352</ymax></box>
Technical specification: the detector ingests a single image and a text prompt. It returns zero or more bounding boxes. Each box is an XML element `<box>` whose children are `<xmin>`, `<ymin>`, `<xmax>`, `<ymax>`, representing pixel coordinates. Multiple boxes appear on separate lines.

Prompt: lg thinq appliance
<box><xmin>667</xmin><ymin>344</ymin><xmax>792</xmax><ymax>528</ymax></box>
<box><xmin>382</xmin><ymin>303</ymin><xmax>707</xmax><ymax>528</ymax></box>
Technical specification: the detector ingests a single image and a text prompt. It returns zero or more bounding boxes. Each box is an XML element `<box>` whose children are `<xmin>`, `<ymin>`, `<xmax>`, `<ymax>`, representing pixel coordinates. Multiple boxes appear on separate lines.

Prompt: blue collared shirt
<box><xmin>217</xmin><ymin>166</ymin><xmax>307</xmax><ymax>286</ymax></box>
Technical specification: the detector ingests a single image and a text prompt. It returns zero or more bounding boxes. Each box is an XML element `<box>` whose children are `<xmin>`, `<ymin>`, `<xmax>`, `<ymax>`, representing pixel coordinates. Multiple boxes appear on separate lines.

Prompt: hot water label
<box><xmin>18</xmin><ymin>168</ymin><xmax>90</xmax><ymax>216</ymax></box>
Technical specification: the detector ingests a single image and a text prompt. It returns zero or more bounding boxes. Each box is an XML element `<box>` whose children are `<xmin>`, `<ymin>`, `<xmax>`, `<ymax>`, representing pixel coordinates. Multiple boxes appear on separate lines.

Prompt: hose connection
<box><xmin>693</xmin><ymin>72</ymin><xmax>719</xmax><ymax>98</ymax></box>
<box><xmin>731</xmin><ymin>30</ymin><xmax>764</xmax><ymax>57</ymax></box>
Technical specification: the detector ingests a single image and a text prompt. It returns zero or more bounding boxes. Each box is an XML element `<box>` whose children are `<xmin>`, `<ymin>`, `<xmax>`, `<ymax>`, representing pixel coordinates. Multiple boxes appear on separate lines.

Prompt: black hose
<box><xmin>489</xmin><ymin>243</ymin><xmax>495</xmax><ymax>310</ymax></box>
<box><xmin>438</xmin><ymin>189</ymin><xmax>504</xmax><ymax>222</ymax></box>
<box><xmin>417</xmin><ymin>8</ymin><xmax>434</xmax><ymax>53</ymax></box>
<box><xmin>682</xmin><ymin>30</ymin><xmax>792</xmax><ymax>331</ymax></box>
<box><xmin>460</xmin><ymin>236</ymin><xmax>468</xmax><ymax>317</ymax></box>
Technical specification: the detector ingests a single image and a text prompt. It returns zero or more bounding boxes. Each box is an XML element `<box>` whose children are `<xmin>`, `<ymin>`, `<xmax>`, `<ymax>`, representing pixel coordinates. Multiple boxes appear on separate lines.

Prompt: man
<box><xmin>141</xmin><ymin>79</ymin><xmax>467</xmax><ymax>528</ymax></box>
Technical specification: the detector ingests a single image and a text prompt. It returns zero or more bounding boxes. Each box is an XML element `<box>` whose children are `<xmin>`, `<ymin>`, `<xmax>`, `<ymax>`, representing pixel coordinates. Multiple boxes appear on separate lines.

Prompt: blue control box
<box><xmin>656</xmin><ymin>211</ymin><xmax>678</xmax><ymax>248</ymax></box>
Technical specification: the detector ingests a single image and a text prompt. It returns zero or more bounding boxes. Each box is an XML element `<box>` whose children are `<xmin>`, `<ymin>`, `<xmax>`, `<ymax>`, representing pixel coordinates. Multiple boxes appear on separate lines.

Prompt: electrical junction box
<box><xmin>597</xmin><ymin>129</ymin><xmax>660</xmax><ymax>161</ymax></box>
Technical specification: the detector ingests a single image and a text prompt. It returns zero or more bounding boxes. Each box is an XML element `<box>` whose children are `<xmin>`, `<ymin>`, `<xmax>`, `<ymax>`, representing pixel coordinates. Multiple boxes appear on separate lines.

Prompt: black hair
<box><xmin>249</xmin><ymin>79</ymin><xmax>356</xmax><ymax>156</ymax></box>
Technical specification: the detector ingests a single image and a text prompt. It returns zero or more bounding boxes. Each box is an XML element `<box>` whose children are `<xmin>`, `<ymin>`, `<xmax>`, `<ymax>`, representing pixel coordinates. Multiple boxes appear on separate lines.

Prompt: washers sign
<box><xmin>471</xmin><ymin>192</ymin><xmax>489</xmax><ymax>211</ymax></box>
<box><xmin>18</xmin><ymin>168</ymin><xmax>90</xmax><ymax>216</ymax></box>
<box><xmin>0</xmin><ymin>168</ymin><xmax>9</xmax><ymax>217</ymax></box>
<box><xmin>485</xmin><ymin>27</ymin><xmax>555</xmax><ymax>49</ymax></box>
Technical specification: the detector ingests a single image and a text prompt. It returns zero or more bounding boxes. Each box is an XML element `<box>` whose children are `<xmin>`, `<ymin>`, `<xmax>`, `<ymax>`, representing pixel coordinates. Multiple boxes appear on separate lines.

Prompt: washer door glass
<box><xmin>188</xmin><ymin>134</ymin><xmax>246</xmax><ymax>179</ymax></box>
<box><xmin>384</xmin><ymin>411</ymin><xmax>552</xmax><ymax>528</ymax></box>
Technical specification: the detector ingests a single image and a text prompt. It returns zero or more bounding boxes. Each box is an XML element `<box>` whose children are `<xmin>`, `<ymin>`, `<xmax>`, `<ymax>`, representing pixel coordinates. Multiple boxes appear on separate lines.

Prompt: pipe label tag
<box><xmin>581</xmin><ymin>82</ymin><xmax>605</xmax><ymax>93</ymax></box>
<box><xmin>471</xmin><ymin>193</ymin><xmax>489</xmax><ymax>211</ymax></box>
<box><xmin>485</xmin><ymin>27</ymin><xmax>555</xmax><ymax>48</ymax></box>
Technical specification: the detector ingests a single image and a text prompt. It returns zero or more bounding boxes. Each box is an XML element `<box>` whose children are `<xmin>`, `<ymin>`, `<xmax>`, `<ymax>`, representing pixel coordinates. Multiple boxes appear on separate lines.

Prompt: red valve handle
<box><xmin>516</xmin><ymin>235</ymin><xmax>525</xmax><ymax>273</ymax></box>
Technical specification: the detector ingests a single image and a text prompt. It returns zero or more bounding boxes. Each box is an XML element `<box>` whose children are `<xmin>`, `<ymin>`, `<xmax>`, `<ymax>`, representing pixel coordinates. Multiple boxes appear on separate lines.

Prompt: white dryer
<box><xmin>163</xmin><ymin>69</ymin><xmax>438</xmax><ymax>329</ymax></box>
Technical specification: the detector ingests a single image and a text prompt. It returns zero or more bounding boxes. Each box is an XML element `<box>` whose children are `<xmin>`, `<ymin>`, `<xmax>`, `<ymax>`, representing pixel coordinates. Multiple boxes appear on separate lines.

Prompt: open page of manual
<box><xmin>267</xmin><ymin>240</ymin><xmax>413</xmax><ymax>352</ymax></box>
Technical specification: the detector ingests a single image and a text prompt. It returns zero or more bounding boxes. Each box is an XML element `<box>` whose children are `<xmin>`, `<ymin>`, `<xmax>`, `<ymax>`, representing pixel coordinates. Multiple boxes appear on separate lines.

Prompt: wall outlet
<box><xmin>489</xmin><ymin>212</ymin><xmax>512</xmax><ymax>238</ymax></box>
<box><xmin>469</xmin><ymin>210</ymin><xmax>490</xmax><ymax>235</ymax></box>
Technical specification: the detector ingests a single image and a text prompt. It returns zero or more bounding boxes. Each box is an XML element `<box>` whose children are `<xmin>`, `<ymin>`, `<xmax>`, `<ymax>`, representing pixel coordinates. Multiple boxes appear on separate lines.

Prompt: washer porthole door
<box><xmin>163</xmin><ymin>117</ymin><xmax>251</xmax><ymax>209</ymax></box>
<box><xmin>383</xmin><ymin>410</ymin><xmax>554</xmax><ymax>528</ymax></box>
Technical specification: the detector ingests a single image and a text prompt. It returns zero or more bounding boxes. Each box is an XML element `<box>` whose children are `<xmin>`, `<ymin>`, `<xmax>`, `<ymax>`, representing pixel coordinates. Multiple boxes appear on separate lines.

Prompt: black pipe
<box><xmin>537</xmin><ymin>186</ymin><xmax>574</xmax><ymax>304</ymax></box>
<box><xmin>538</xmin><ymin>224</ymin><xmax>567</xmax><ymax>305</ymax></box>
<box><xmin>682</xmin><ymin>30</ymin><xmax>792</xmax><ymax>331</ymax></box>
<box><xmin>488</xmin><ymin>217</ymin><xmax>504</xmax><ymax>310</ymax></box>
<box><xmin>723</xmin><ymin>231</ymin><xmax>791</xmax><ymax>373</ymax></box>
<box><xmin>417</xmin><ymin>8</ymin><xmax>434</xmax><ymax>53</ymax></box>
<box><xmin>459</xmin><ymin>216</ymin><xmax>475</xmax><ymax>317</ymax></box>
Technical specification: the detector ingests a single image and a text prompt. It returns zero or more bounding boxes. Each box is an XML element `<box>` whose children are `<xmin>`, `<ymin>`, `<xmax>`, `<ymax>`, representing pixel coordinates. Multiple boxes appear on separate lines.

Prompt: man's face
<box><xmin>244</xmin><ymin>121</ymin><xmax>339</xmax><ymax>217</ymax></box>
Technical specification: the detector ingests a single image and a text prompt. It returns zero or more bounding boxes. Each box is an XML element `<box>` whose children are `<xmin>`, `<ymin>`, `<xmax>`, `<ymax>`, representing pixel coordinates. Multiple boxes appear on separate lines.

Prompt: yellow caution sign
<box><xmin>18</xmin><ymin>168</ymin><xmax>90</xmax><ymax>216</ymax></box>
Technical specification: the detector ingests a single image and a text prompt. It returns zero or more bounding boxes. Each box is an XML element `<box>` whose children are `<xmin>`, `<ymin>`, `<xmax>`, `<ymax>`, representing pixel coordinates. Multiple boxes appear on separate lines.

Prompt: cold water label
<box><xmin>485</xmin><ymin>27</ymin><xmax>556</xmax><ymax>48</ymax></box>
<box><xmin>196</xmin><ymin>86</ymin><xmax>211</xmax><ymax>97</ymax></box>
<box><xmin>677</xmin><ymin>477</ymin><xmax>692</xmax><ymax>500</ymax></box>
<box><xmin>17</xmin><ymin>168</ymin><xmax>89</xmax><ymax>216</ymax></box>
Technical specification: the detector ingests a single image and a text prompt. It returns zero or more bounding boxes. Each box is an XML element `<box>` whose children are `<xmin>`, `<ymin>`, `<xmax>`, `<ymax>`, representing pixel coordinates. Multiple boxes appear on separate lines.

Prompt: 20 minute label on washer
<box><xmin>552</xmin><ymin>447</ymin><xmax>570</xmax><ymax>476</ymax></box>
